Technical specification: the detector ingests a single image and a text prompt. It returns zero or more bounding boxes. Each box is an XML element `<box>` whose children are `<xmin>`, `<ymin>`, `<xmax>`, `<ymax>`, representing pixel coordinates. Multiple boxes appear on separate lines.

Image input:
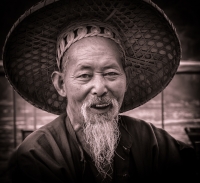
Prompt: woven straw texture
<box><xmin>3</xmin><ymin>0</ymin><xmax>181</xmax><ymax>115</ymax></box>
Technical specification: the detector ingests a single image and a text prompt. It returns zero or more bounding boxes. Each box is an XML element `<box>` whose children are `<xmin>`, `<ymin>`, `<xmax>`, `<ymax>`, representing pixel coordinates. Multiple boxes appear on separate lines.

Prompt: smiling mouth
<box><xmin>91</xmin><ymin>103</ymin><xmax>111</xmax><ymax>109</ymax></box>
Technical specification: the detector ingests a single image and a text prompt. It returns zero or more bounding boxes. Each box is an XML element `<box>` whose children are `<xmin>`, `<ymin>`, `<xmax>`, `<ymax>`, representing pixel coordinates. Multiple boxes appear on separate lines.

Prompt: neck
<box><xmin>66</xmin><ymin>107</ymin><xmax>83</xmax><ymax>131</ymax></box>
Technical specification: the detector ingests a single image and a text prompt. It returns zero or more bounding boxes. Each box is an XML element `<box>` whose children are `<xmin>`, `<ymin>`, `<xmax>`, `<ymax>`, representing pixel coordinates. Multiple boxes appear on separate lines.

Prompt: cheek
<box><xmin>110</xmin><ymin>78</ymin><xmax>126</xmax><ymax>100</ymax></box>
<box><xmin>65</xmin><ymin>84</ymin><xmax>88</xmax><ymax>105</ymax></box>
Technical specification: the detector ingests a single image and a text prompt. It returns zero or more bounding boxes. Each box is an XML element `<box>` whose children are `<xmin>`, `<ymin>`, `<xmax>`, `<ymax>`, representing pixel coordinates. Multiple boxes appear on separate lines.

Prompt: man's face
<box><xmin>58</xmin><ymin>36</ymin><xmax>127</xmax><ymax>176</ymax></box>
<box><xmin>62</xmin><ymin>36</ymin><xmax>127</xmax><ymax>128</ymax></box>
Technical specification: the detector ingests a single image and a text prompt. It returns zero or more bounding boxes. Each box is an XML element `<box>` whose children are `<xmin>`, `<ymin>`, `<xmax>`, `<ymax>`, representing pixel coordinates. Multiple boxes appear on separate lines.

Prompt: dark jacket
<box><xmin>7</xmin><ymin>113</ymin><xmax>197</xmax><ymax>182</ymax></box>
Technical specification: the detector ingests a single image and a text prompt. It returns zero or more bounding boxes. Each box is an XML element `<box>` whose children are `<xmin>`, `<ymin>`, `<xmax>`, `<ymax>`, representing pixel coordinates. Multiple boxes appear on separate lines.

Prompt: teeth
<box><xmin>95</xmin><ymin>103</ymin><xmax>109</xmax><ymax>108</ymax></box>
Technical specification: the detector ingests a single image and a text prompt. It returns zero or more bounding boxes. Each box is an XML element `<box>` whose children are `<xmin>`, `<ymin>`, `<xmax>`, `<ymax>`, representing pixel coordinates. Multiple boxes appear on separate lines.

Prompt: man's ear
<box><xmin>51</xmin><ymin>71</ymin><xmax>67</xmax><ymax>97</ymax></box>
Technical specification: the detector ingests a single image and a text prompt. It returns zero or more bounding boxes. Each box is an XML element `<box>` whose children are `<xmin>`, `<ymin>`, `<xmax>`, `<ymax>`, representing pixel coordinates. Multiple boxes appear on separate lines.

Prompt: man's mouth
<box><xmin>91</xmin><ymin>103</ymin><xmax>111</xmax><ymax>110</ymax></box>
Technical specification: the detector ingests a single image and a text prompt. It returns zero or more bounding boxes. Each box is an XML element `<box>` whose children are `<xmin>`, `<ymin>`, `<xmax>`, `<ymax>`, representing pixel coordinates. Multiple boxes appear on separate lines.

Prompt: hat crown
<box><xmin>56</xmin><ymin>19</ymin><xmax>125</xmax><ymax>71</ymax></box>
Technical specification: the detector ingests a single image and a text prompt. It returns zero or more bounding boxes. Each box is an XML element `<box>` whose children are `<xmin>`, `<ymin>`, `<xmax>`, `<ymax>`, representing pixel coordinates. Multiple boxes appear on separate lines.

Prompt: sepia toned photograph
<box><xmin>0</xmin><ymin>0</ymin><xmax>200</xmax><ymax>182</ymax></box>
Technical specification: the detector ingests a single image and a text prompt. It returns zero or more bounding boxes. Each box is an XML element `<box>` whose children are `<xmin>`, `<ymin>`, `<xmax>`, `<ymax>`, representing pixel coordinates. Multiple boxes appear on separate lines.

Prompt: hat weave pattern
<box><xmin>56</xmin><ymin>20</ymin><xmax>125</xmax><ymax>70</ymax></box>
<box><xmin>3</xmin><ymin>0</ymin><xmax>181</xmax><ymax>114</ymax></box>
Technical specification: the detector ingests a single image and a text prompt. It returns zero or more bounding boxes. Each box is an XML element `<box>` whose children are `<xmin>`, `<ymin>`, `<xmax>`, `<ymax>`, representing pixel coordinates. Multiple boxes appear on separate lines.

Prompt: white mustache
<box><xmin>85</xmin><ymin>97</ymin><xmax>113</xmax><ymax>107</ymax></box>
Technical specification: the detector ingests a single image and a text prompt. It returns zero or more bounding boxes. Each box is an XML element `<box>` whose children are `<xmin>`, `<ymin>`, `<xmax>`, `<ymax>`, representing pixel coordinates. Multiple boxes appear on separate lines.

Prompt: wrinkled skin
<box><xmin>52</xmin><ymin>37</ymin><xmax>127</xmax><ymax>130</ymax></box>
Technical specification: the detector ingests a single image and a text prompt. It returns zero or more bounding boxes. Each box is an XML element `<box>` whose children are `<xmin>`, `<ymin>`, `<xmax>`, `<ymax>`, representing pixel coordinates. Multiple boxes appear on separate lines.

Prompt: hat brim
<box><xmin>3</xmin><ymin>0</ymin><xmax>181</xmax><ymax>115</ymax></box>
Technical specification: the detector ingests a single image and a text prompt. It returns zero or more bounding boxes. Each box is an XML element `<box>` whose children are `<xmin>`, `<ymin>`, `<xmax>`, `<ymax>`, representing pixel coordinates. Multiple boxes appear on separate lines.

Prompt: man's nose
<box><xmin>91</xmin><ymin>75</ymin><xmax>108</xmax><ymax>97</ymax></box>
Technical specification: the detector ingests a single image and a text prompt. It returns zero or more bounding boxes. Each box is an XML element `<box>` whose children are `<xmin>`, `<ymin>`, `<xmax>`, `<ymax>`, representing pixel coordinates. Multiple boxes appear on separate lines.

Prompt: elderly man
<box><xmin>3</xmin><ymin>0</ymin><xmax>197</xmax><ymax>182</ymax></box>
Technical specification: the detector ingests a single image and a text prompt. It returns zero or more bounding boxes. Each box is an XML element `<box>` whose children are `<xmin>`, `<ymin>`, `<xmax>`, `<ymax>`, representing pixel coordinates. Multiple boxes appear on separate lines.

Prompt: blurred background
<box><xmin>0</xmin><ymin>0</ymin><xmax>200</xmax><ymax>181</ymax></box>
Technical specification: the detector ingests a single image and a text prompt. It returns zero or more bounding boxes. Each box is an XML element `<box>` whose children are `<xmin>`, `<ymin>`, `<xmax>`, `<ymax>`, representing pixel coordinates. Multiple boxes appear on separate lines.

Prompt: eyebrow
<box><xmin>75</xmin><ymin>64</ymin><xmax>92</xmax><ymax>70</ymax></box>
<box><xmin>102</xmin><ymin>61</ymin><xmax>123</xmax><ymax>70</ymax></box>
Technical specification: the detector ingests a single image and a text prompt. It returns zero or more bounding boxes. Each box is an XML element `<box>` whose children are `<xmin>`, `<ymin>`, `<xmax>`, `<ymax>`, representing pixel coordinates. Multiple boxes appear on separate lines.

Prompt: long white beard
<box><xmin>81</xmin><ymin>97</ymin><xmax>120</xmax><ymax>178</ymax></box>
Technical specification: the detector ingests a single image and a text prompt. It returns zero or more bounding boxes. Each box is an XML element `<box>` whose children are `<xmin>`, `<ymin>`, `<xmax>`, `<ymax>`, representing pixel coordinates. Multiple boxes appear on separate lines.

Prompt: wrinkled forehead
<box><xmin>67</xmin><ymin>36</ymin><xmax>123</xmax><ymax>60</ymax></box>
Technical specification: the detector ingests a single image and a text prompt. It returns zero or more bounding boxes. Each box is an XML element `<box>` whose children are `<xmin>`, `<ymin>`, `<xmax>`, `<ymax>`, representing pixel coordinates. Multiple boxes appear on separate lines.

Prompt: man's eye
<box><xmin>104</xmin><ymin>72</ymin><xmax>119</xmax><ymax>80</ymax></box>
<box><xmin>78</xmin><ymin>74</ymin><xmax>92</xmax><ymax>79</ymax></box>
<box><xmin>105</xmin><ymin>72</ymin><xmax>118</xmax><ymax>76</ymax></box>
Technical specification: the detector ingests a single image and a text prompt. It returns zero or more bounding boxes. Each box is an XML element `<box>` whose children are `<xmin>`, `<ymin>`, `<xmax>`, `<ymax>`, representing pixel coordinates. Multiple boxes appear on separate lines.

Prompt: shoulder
<box><xmin>119</xmin><ymin>114</ymin><xmax>193</xmax><ymax>150</ymax></box>
<box><xmin>119</xmin><ymin>114</ymin><xmax>195</xmax><ymax>157</ymax></box>
<box><xmin>7</xmin><ymin>113</ymin><xmax>76</xmax><ymax>182</ymax></box>
<box><xmin>7</xmin><ymin>113</ymin><xmax>68</xmax><ymax>177</ymax></box>
<box><xmin>119</xmin><ymin>114</ymin><xmax>156</xmax><ymax>135</ymax></box>
<box><xmin>119</xmin><ymin>115</ymin><xmax>196</xmax><ymax>178</ymax></box>
<box><xmin>17</xmin><ymin>113</ymin><xmax>67</xmax><ymax>154</ymax></box>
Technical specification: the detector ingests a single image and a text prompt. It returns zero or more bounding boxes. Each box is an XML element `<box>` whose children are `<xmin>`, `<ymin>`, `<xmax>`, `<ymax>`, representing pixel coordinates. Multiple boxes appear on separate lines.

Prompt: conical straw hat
<box><xmin>2</xmin><ymin>0</ymin><xmax>181</xmax><ymax>115</ymax></box>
